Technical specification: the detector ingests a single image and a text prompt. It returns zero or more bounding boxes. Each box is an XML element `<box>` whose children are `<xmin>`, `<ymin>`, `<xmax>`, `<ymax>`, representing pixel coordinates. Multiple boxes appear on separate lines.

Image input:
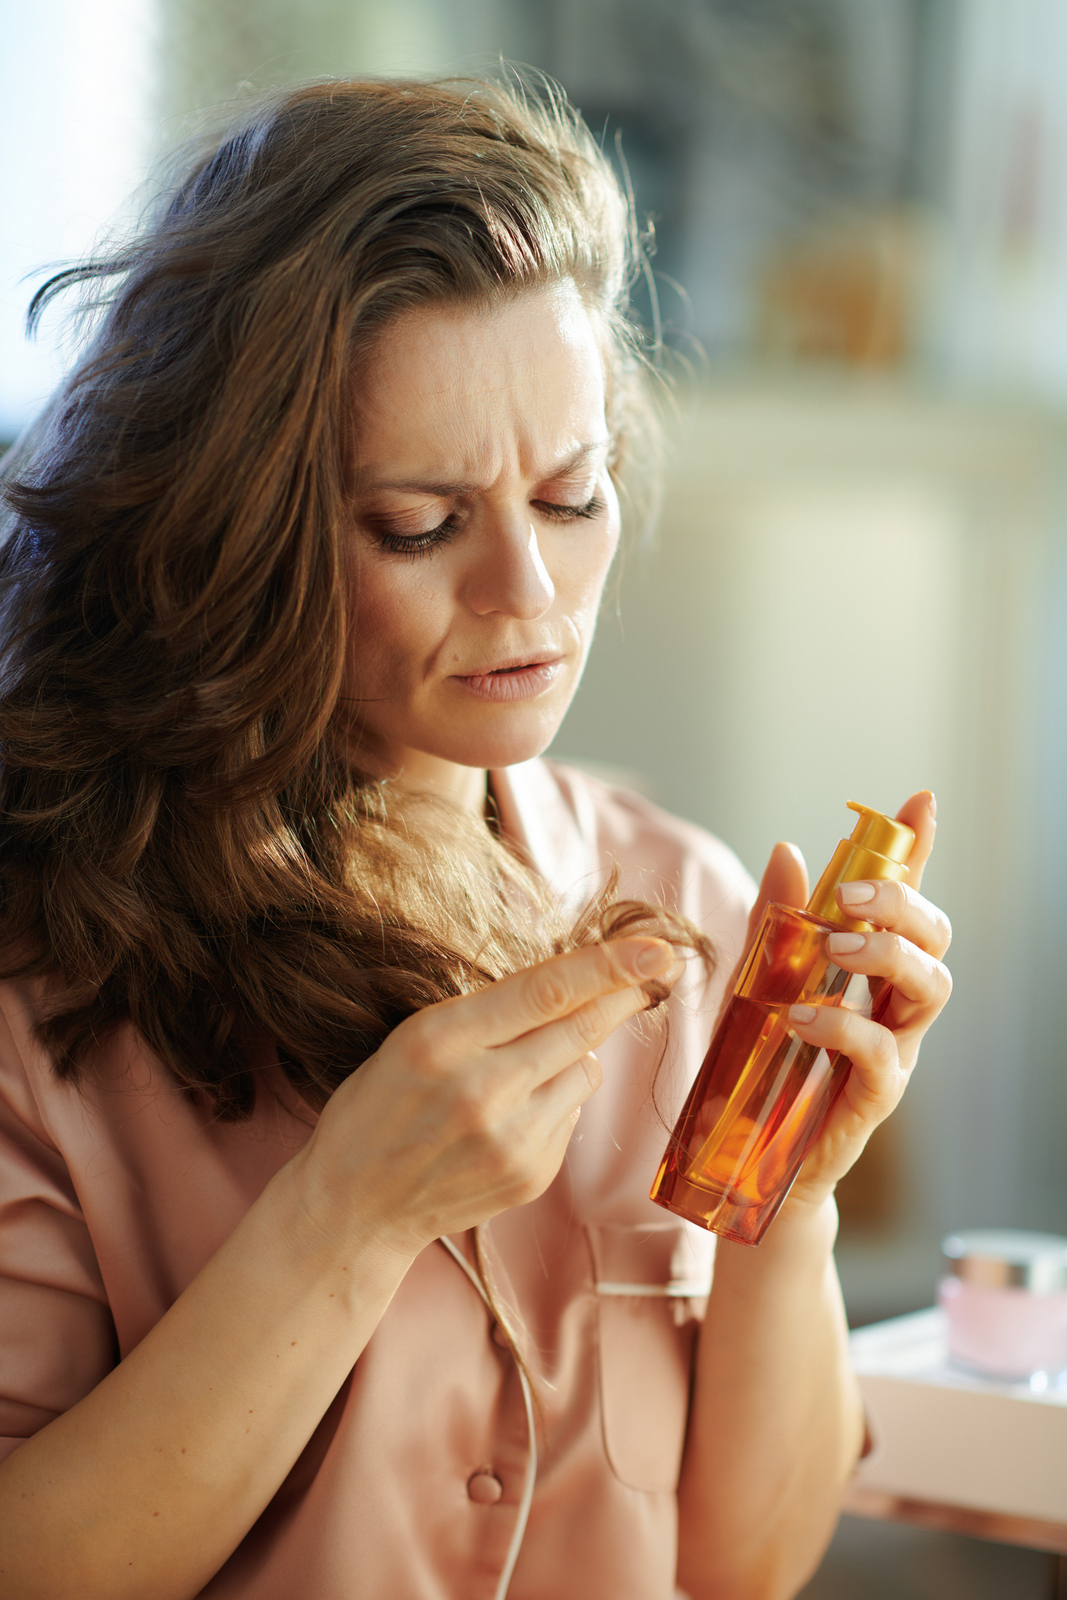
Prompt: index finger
<box><xmin>444</xmin><ymin>938</ymin><xmax>677</xmax><ymax>1053</ymax></box>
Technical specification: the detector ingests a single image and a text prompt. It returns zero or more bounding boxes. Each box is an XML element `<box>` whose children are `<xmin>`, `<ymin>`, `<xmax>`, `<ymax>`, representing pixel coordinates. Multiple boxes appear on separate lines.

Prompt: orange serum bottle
<box><xmin>650</xmin><ymin>802</ymin><xmax>915</xmax><ymax>1245</ymax></box>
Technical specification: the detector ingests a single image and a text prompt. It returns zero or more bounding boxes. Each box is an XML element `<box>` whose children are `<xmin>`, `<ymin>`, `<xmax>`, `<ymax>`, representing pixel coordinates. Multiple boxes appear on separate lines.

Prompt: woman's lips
<box><xmin>452</xmin><ymin>658</ymin><xmax>563</xmax><ymax>701</ymax></box>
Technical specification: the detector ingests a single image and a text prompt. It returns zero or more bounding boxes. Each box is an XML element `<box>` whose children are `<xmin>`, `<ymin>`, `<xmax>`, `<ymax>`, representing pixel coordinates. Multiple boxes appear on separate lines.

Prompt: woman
<box><xmin>0</xmin><ymin>77</ymin><xmax>951</xmax><ymax>1600</ymax></box>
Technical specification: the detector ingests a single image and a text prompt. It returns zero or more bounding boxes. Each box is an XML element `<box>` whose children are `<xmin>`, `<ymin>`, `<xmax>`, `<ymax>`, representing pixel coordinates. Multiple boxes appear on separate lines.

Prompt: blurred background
<box><xmin>2</xmin><ymin>3</ymin><xmax>1066</xmax><ymax>1592</ymax></box>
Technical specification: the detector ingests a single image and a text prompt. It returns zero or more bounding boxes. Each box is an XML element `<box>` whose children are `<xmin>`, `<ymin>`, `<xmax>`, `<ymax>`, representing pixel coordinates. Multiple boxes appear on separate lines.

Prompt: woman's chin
<box><xmin>435</xmin><ymin>711</ymin><xmax>568</xmax><ymax>773</ymax></box>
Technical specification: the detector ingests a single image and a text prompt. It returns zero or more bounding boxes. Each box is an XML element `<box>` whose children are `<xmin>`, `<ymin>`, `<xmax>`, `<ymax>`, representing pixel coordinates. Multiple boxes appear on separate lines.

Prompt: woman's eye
<box><xmin>534</xmin><ymin>494</ymin><xmax>606</xmax><ymax>522</ymax></box>
<box><xmin>371</xmin><ymin>516</ymin><xmax>462</xmax><ymax>558</ymax></box>
<box><xmin>367</xmin><ymin>493</ymin><xmax>605</xmax><ymax>557</ymax></box>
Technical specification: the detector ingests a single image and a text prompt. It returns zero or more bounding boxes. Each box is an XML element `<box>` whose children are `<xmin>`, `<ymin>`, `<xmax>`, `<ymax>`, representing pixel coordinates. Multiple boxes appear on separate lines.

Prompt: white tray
<box><xmin>849</xmin><ymin>1307</ymin><xmax>1067</xmax><ymax>1525</ymax></box>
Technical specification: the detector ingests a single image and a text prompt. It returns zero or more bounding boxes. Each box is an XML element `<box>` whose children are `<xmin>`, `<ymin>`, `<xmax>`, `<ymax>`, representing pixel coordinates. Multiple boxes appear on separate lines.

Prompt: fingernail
<box><xmin>838</xmin><ymin>881</ymin><xmax>876</xmax><ymax>906</ymax></box>
<box><xmin>789</xmin><ymin>1004</ymin><xmax>817</xmax><ymax>1024</ymax></box>
<box><xmin>633</xmin><ymin>941</ymin><xmax>673</xmax><ymax>977</ymax></box>
<box><xmin>827</xmin><ymin>932</ymin><xmax>866</xmax><ymax>955</ymax></box>
<box><xmin>928</xmin><ymin>793</ymin><xmax>937</xmax><ymax>821</ymax></box>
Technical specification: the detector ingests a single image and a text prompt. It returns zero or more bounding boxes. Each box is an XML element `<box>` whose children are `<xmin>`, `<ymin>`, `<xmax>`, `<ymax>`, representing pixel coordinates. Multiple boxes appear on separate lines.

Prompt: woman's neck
<box><xmin>388</xmin><ymin>749</ymin><xmax>489</xmax><ymax>817</ymax></box>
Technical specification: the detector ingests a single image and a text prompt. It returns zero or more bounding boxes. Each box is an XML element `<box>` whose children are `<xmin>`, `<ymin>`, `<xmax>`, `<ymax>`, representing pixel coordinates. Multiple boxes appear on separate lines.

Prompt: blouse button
<box><xmin>467</xmin><ymin>1470</ymin><xmax>504</xmax><ymax>1505</ymax></box>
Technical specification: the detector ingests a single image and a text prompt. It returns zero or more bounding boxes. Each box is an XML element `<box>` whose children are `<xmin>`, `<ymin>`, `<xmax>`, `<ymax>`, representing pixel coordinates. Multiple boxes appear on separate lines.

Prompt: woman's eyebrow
<box><xmin>534</xmin><ymin>439</ymin><xmax>611</xmax><ymax>480</ymax></box>
<box><xmin>361</xmin><ymin>439</ymin><xmax>611</xmax><ymax>497</ymax></box>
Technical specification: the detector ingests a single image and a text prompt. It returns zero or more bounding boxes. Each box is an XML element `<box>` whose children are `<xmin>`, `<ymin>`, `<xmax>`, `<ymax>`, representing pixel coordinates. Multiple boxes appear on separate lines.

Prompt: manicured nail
<box><xmin>838</xmin><ymin>881</ymin><xmax>876</xmax><ymax>906</ymax></box>
<box><xmin>789</xmin><ymin>1004</ymin><xmax>817</xmax><ymax>1024</ymax></box>
<box><xmin>928</xmin><ymin>793</ymin><xmax>937</xmax><ymax>820</ymax></box>
<box><xmin>827</xmin><ymin>932</ymin><xmax>866</xmax><ymax>956</ymax></box>
<box><xmin>633</xmin><ymin>941</ymin><xmax>673</xmax><ymax>977</ymax></box>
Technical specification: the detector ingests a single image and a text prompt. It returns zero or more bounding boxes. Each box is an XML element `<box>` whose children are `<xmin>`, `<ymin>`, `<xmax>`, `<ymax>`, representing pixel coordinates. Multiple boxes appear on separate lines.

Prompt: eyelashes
<box><xmin>539</xmin><ymin>493</ymin><xmax>607</xmax><ymax>522</ymax></box>
<box><xmin>371</xmin><ymin>494</ymin><xmax>607</xmax><ymax>559</ymax></box>
<box><xmin>373</xmin><ymin>518</ymin><xmax>461</xmax><ymax>558</ymax></box>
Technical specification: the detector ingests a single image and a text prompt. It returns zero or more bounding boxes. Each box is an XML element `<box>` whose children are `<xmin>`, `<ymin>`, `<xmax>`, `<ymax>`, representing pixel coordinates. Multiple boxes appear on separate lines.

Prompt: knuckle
<box><xmin>463</xmin><ymin>1113</ymin><xmax>516</xmax><ymax>1186</ymax></box>
<box><xmin>455</xmin><ymin>1081</ymin><xmax>505</xmax><ymax>1143</ymax></box>
<box><xmin>481</xmin><ymin>1127</ymin><xmax>514</xmax><ymax>1179</ymax></box>
<box><xmin>873</xmin><ymin>1026</ymin><xmax>898</xmax><ymax>1070</ymax></box>
<box><xmin>593</xmin><ymin>940</ymin><xmax>629</xmax><ymax>986</ymax></box>
<box><xmin>910</xmin><ymin>887</ymin><xmax>952</xmax><ymax>954</ymax></box>
<box><xmin>513</xmin><ymin>1169</ymin><xmax>547</xmax><ymax>1208</ymax></box>
<box><xmin>580</xmin><ymin>1052</ymin><xmax>603</xmax><ymax>1094</ymax></box>
<box><xmin>506</xmin><ymin>1134</ymin><xmax>546</xmax><ymax>1202</ymax></box>
<box><xmin>570</xmin><ymin>999</ymin><xmax>611</xmax><ymax>1051</ymax></box>
<box><xmin>397</xmin><ymin>1010</ymin><xmax>441</xmax><ymax>1073</ymax></box>
<box><xmin>527</xmin><ymin>965</ymin><xmax>573</xmax><ymax>1018</ymax></box>
<box><xmin>870</xmin><ymin>1080</ymin><xmax>904</xmax><ymax>1121</ymax></box>
<box><xmin>888</xmin><ymin>880</ymin><xmax>913</xmax><ymax>920</ymax></box>
<box><xmin>843</xmin><ymin>1010</ymin><xmax>893</xmax><ymax>1069</ymax></box>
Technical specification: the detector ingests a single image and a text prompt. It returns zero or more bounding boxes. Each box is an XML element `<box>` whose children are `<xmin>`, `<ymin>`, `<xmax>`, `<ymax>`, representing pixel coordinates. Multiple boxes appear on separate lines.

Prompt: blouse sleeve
<box><xmin>0</xmin><ymin>999</ymin><xmax>117</xmax><ymax>1464</ymax></box>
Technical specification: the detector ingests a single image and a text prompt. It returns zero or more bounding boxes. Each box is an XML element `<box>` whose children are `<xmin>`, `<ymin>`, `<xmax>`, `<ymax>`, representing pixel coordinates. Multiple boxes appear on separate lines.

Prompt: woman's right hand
<box><xmin>290</xmin><ymin>937</ymin><xmax>681</xmax><ymax>1260</ymax></box>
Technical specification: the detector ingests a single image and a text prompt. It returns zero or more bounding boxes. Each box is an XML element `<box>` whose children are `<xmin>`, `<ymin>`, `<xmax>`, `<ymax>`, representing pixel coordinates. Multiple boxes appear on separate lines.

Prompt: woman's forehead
<box><xmin>350</xmin><ymin>286</ymin><xmax>609</xmax><ymax>487</ymax></box>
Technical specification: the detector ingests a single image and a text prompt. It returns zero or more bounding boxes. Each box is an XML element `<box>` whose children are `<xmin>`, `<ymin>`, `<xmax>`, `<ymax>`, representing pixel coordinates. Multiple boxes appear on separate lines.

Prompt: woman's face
<box><xmin>344</xmin><ymin>282</ymin><xmax>620</xmax><ymax>797</ymax></box>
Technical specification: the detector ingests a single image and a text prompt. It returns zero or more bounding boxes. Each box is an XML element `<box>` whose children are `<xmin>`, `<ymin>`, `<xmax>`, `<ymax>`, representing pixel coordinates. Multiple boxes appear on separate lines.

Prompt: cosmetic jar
<box><xmin>938</xmin><ymin>1230</ymin><xmax>1067</xmax><ymax>1384</ymax></box>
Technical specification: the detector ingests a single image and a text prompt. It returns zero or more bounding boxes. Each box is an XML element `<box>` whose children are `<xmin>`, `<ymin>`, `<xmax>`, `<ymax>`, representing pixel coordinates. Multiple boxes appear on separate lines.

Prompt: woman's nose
<box><xmin>463</xmin><ymin>521</ymin><xmax>555</xmax><ymax>620</ymax></box>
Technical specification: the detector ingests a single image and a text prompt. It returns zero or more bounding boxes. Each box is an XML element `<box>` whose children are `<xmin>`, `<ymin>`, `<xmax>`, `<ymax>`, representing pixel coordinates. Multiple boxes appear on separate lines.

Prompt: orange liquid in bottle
<box><xmin>651</xmin><ymin>902</ymin><xmax>888</xmax><ymax>1243</ymax></box>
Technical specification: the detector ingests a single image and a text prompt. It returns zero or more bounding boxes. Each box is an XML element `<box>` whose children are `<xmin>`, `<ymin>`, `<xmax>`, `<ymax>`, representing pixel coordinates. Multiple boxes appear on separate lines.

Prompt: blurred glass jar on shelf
<box><xmin>755</xmin><ymin>208</ymin><xmax>932</xmax><ymax>370</ymax></box>
<box><xmin>938</xmin><ymin>1229</ymin><xmax>1067</xmax><ymax>1389</ymax></box>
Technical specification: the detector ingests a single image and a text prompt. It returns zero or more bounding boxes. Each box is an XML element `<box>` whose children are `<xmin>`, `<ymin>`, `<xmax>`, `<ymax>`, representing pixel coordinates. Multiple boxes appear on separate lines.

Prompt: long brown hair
<box><xmin>0</xmin><ymin>75</ymin><xmax>710</xmax><ymax>1118</ymax></box>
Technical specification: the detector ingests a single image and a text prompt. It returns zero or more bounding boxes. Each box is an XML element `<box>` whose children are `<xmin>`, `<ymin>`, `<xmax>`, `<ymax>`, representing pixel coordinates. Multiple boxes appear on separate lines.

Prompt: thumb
<box><xmin>744</xmin><ymin>840</ymin><xmax>809</xmax><ymax>953</ymax></box>
<box><xmin>894</xmin><ymin>790</ymin><xmax>937</xmax><ymax>891</ymax></box>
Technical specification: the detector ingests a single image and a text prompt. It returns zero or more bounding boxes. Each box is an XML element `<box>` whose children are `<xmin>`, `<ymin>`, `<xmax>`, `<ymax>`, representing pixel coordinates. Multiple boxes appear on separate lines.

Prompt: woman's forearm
<box><xmin>0</xmin><ymin>1159</ymin><xmax>415</xmax><ymax>1600</ymax></box>
<box><xmin>676</xmin><ymin>1195</ymin><xmax>864</xmax><ymax>1600</ymax></box>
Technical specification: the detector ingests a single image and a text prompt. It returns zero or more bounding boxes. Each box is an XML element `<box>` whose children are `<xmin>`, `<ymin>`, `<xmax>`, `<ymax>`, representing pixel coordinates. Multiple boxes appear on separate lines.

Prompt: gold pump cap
<box><xmin>806</xmin><ymin>801</ymin><xmax>915</xmax><ymax>930</ymax></box>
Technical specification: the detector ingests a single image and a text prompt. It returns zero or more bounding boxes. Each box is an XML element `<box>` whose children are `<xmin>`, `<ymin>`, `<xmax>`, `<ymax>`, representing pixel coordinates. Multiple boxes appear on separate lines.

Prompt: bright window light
<box><xmin>0</xmin><ymin>0</ymin><xmax>154</xmax><ymax>442</ymax></box>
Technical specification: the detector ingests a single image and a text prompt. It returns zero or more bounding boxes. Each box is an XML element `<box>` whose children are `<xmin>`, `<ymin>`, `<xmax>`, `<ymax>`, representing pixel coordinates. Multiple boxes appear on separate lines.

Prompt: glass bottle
<box><xmin>651</xmin><ymin>802</ymin><xmax>915</xmax><ymax>1245</ymax></box>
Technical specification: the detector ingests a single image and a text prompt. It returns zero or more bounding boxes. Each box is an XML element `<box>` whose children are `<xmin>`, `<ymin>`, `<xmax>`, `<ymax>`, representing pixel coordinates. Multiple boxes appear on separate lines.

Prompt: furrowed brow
<box><xmin>363</xmin><ymin>439</ymin><xmax>611</xmax><ymax>497</ymax></box>
<box><xmin>536</xmin><ymin>440</ymin><xmax>611</xmax><ymax>481</ymax></box>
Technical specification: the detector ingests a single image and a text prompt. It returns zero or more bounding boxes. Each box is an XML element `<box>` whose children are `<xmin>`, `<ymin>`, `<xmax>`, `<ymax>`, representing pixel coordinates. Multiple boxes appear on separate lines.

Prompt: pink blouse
<box><xmin>0</xmin><ymin>759</ymin><xmax>753</xmax><ymax>1599</ymax></box>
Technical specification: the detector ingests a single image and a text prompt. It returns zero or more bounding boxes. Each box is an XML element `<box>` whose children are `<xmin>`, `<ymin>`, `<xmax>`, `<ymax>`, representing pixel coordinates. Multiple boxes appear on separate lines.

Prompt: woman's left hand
<box><xmin>755</xmin><ymin>789</ymin><xmax>952</xmax><ymax>1210</ymax></box>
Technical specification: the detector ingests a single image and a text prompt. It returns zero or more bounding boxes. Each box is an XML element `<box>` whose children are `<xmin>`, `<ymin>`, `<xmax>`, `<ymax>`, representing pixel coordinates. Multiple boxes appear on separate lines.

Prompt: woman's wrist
<box><xmin>262</xmin><ymin>1146</ymin><xmax>421</xmax><ymax>1309</ymax></box>
<box><xmin>774</xmin><ymin>1183</ymin><xmax>841</xmax><ymax>1244</ymax></box>
<box><xmin>711</xmin><ymin>1188</ymin><xmax>840</xmax><ymax>1293</ymax></box>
